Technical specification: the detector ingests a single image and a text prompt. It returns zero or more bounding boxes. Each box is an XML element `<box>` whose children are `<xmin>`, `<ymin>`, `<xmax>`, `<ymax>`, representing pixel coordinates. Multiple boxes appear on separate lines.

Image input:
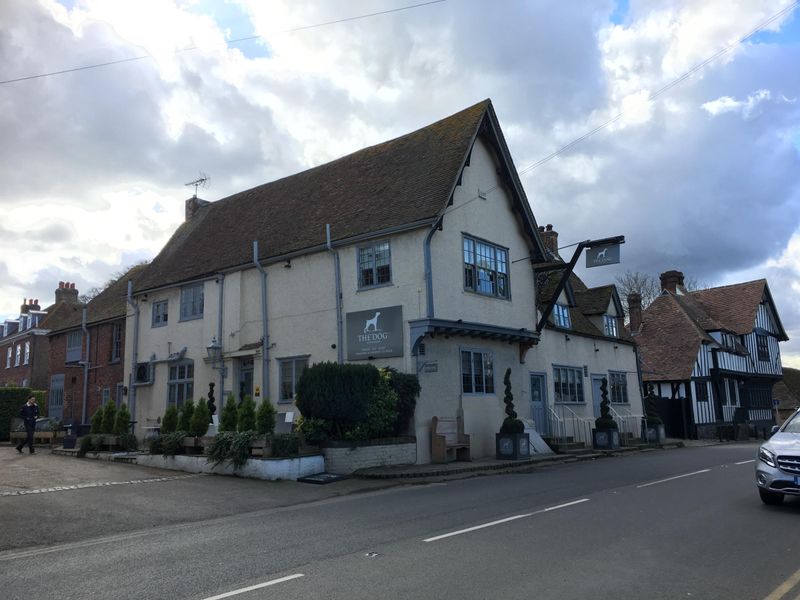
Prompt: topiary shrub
<box><xmin>256</xmin><ymin>398</ymin><xmax>276</xmax><ymax>437</ymax></box>
<box><xmin>178</xmin><ymin>399</ymin><xmax>195</xmax><ymax>432</ymax></box>
<box><xmin>113</xmin><ymin>403</ymin><xmax>132</xmax><ymax>437</ymax></box>
<box><xmin>101</xmin><ymin>401</ymin><xmax>117</xmax><ymax>435</ymax></box>
<box><xmin>238</xmin><ymin>395</ymin><xmax>257</xmax><ymax>432</ymax></box>
<box><xmin>190</xmin><ymin>397</ymin><xmax>210</xmax><ymax>438</ymax></box>
<box><xmin>77</xmin><ymin>434</ymin><xmax>93</xmax><ymax>457</ymax></box>
<box><xmin>117</xmin><ymin>433</ymin><xmax>138</xmax><ymax>451</ymax></box>
<box><xmin>382</xmin><ymin>367</ymin><xmax>420</xmax><ymax>435</ymax></box>
<box><xmin>90</xmin><ymin>407</ymin><xmax>104</xmax><ymax>434</ymax></box>
<box><xmin>161</xmin><ymin>405</ymin><xmax>178</xmax><ymax>434</ymax></box>
<box><xmin>272</xmin><ymin>433</ymin><xmax>300</xmax><ymax>457</ymax></box>
<box><xmin>595</xmin><ymin>378</ymin><xmax>618</xmax><ymax>430</ymax></box>
<box><xmin>644</xmin><ymin>384</ymin><xmax>664</xmax><ymax>426</ymax></box>
<box><xmin>499</xmin><ymin>368</ymin><xmax>524</xmax><ymax>434</ymax></box>
<box><xmin>219</xmin><ymin>394</ymin><xmax>239</xmax><ymax>432</ymax></box>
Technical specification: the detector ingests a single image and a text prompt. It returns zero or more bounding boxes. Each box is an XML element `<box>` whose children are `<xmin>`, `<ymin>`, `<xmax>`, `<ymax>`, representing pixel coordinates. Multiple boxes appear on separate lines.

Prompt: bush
<box><xmin>190</xmin><ymin>397</ymin><xmax>210</xmax><ymax>437</ymax></box>
<box><xmin>148</xmin><ymin>435</ymin><xmax>163</xmax><ymax>455</ymax></box>
<box><xmin>178</xmin><ymin>399</ymin><xmax>195</xmax><ymax>432</ymax></box>
<box><xmin>499</xmin><ymin>368</ymin><xmax>524</xmax><ymax>434</ymax></box>
<box><xmin>0</xmin><ymin>388</ymin><xmax>33</xmax><ymax>442</ymax></box>
<box><xmin>90</xmin><ymin>408</ymin><xmax>104</xmax><ymax>434</ymax></box>
<box><xmin>256</xmin><ymin>399</ymin><xmax>277</xmax><ymax>436</ymax></box>
<box><xmin>296</xmin><ymin>417</ymin><xmax>329</xmax><ymax>445</ymax></box>
<box><xmin>382</xmin><ymin>368</ymin><xmax>420</xmax><ymax>435</ymax></box>
<box><xmin>219</xmin><ymin>394</ymin><xmax>238</xmax><ymax>432</ymax></box>
<box><xmin>114</xmin><ymin>403</ymin><xmax>132</xmax><ymax>437</ymax></box>
<box><xmin>237</xmin><ymin>395</ymin><xmax>256</xmax><ymax>432</ymax></box>
<box><xmin>272</xmin><ymin>433</ymin><xmax>300</xmax><ymax>457</ymax></box>
<box><xmin>118</xmin><ymin>432</ymin><xmax>138</xmax><ymax>451</ymax></box>
<box><xmin>206</xmin><ymin>431</ymin><xmax>234</xmax><ymax>466</ymax></box>
<box><xmin>161</xmin><ymin>405</ymin><xmax>178</xmax><ymax>434</ymax></box>
<box><xmin>77</xmin><ymin>434</ymin><xmax>93</xmax><ymax>457</ymax></box>
<box><xmin>206</xmin><ymin>431</ymin><xmax>257</xmax><ymax>470</ymax></box>
<box><xmin>162</xmin><ymin>431</ymin><xmax>188</xmax><ymax>456</ymax></box>
<box><xmin>101</xmin><ymin>401</ymin><xmax>117</xmax><ymax>435</ymax></box>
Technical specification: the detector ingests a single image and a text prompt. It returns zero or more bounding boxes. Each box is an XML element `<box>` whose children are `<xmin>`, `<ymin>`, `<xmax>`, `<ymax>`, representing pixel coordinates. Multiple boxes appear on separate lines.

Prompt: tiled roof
<box><xmin>135</xmin><ymin>100</ymin><xmax>496</xmax><ymax>293</ymax></box>
<box><xmin>576</xmin><ymin>285</ymin><xmax>614</xmax><ymax>315</ymax></box>
<box><xmin>39</xmin><ymin>302</ymin><xmax>82</xmax><ymax>333</ymax></box>
<box><xmin>49</xmin><ymin>265</ymin><xmax>146</xmax><ymax>334</ymax></box>
<box><xmin>690</xmin><ymin>280</ymin><xmax>787</xmax><ymax>337</ymax></box>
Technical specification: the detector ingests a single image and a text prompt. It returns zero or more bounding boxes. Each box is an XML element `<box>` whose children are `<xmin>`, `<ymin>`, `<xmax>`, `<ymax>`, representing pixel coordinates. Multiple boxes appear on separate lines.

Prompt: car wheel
<box><xmin>759</xmin><ymin>488</ymin><xmax>784</xmax><ymax>505</ymax></box>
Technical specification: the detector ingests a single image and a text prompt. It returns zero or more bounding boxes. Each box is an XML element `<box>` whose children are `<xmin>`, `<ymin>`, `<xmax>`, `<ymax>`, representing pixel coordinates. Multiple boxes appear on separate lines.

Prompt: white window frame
<box><xmin>179</xmin><ymin>284</ymin><xmax>204</xmax><ymax>322</ymax></box>
<box><xmin>152</xmin><ymin>300</ymin><xmax>169</xmax><ymax>327</ymax></box>
<box><xmin>553</xmin><ymin>304</ymin><xmax>571</xmax><ymax>329</ymax></box>
<box><xmin>553</xmin><ymin>365</ymin><xmax>584</xmax><ymax>403</ymax></box>
<box><xmin>609</xmin><ymin>371</ymin><xmax>628</xmax><ymax>404</ymax></box>
<box><xmin>14</xmin><ymin>344</ymin><xmax>21</xmax><ymax>367</ymax></box>
<box><xmin>167</xmin><ymin>360</ymin><xmax>194</xmax><ymax>407</ymax></box>
<box><xmin>603</xmin><ymin>315</ymin><xmax>618</xmax><ymax>338</ymax></box>
<box><xmin>102</xmin><ymin>387</ymin><xmax>111</xmax><ymax>406</ymax></box>
<box><xmin>23</xmin><ymin>341</ymin><xmax>30</xmax><ymax>365</ymax></box>
<box><xmin>460</xmin><ymin>348</ymin><xmax>495</xmax><ymax>395</ymax></box>
<box><xmin>66</xmin><ymin>330</ymin><xmax>83</xmax><ymax>363</ymax></box>
<box><xmin>6</xmin><ymin>347</ymin><xmax>11</xmax><ymax>368</ymax></box>
<box><xmin>111</xmin><ymin>322</ymin><xmax>122</xmax><ymax>362</ymax></box>
<box><xmin>357</xmin><ymin>241</ymin><xmax>392</xmax><ymax>289</ymax></box>
<box><xmin>463</xmin><ymin>235</ymin><xmax>510</xmax><ymax>300</ymax></box>
<box><xmin>279</xmin><ymin>356</ymin><xmax>309</xmax><ymax>403</ymax></box>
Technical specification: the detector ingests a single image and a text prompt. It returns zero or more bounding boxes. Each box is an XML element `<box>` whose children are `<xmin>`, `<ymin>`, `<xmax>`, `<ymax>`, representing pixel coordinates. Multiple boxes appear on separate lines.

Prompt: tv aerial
<box><xmin>185</xmin><ymin>172</ymin><xmax>210</xmax><ymax>198</ymax></box>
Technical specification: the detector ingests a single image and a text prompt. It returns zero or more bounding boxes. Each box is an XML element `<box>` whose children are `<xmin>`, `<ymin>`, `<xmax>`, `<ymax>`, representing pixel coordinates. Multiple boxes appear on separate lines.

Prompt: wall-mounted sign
<box><xmin>423</xmin><ymin>362</ymin><xmax>438</xmax><ymax>373</ymax></box>
<box><xmin>585</xmin><ymin>243</ymin><xmax>620</xmax><ymax>268</ymax></box>
<box><xmin>346</xmin><ymin>305</ymin><xmax>404</xmax><ymax>360</ymax></box>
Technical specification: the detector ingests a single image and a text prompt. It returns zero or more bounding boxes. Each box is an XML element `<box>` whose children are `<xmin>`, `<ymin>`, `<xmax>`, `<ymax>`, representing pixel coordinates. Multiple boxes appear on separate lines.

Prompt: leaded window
<box><xmin>358</xmin><ymin>242</ymin><xmax>391</xmax><ymax>288</ymax></box>
<box><xmin>553</xmin><ymin>366</ymin><xmax>584</xmax><ymax>403</ymax></box>
<box><xmin>609</xmin><ymin>372</ymin><xmax>628</xmax><ymax>403</ymax></box>
<box><xmin>603</xmin><ymin>315</ymin><xmax>618</xmax><ymax>337</ymax></box>
<box><xmin>756</xmin><ymin>333</ymin><xmax>769</xmax><ymax>361</ymax></box>
<box><xmin>695</xmin><ymin>380</ymin><xmax>709</xmax><ymax>402</ymax></box>
<box><xmin>111</xmin><ymin>322</ymin><xmax>122</xmax><ymax>362</ymax></box>
<box><xmin>167</xmin><ymin>360</ymin><xmax>194</xmax><ymax>407</ymax></box>
<box><xmin>463</xmin><ymin>236</ymin><xmax>509</xmax><ymax>299</ymax></box>
<box><xmin>152</xmin><ymin>300</ymin><xmax>168</xmax><ymax>327</ymax></box>
<box><xmin>180</xmin><ymin>284</ymin><xmax>204</xmax><ymax>321</ymax></box>
<box><xmin>461</xmin><ymin>349</ymin><xmax>495</xmax><ymax>394</ymax></box>
<box><xmin>554</xmin><ymin>304</ymin><xmax>571</xmax><ymax>329</ymax></box>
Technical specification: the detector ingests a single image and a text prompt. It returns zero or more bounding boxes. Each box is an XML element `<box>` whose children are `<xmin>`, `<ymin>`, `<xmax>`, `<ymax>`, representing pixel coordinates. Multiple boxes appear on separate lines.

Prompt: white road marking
<box><xmin>0</xmin><ymin>474</ymin><xmax>199</xmax><ymax>498</ymax></box>
<box><xmin>202</xmin><ymin>574</ymin><xmax>305</xmax><ymax>600</ymax></box>
<box><xmin>735</xmin><ymin>459</ymin><xmax>756</xmax><ymax>465</ymax></box>
<box><xmin>423</xmin><ymin>498</ymin><xmax>589</xmax><ymax>543</ymax></box>
<box><xmin>636</xmin><ymin>469</ymin><xmax>710</xmax><ymax>488</ymax></box>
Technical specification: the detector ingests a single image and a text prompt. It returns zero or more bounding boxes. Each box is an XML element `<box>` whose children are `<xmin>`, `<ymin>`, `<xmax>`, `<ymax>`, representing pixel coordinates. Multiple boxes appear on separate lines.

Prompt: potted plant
<box><xmin>593</xmin><ymin>378</ymin><xmax>620</xmax><ymax>450</ymax></box>
<box><xmin>495</xmin><ymin>368</ymin><xmax>530</xmax><ymax>460</ymax></box>
<box><xmin>643</xmin><ymin>384</ymin><xmax>666</xmax><ymax>444</ymax></box>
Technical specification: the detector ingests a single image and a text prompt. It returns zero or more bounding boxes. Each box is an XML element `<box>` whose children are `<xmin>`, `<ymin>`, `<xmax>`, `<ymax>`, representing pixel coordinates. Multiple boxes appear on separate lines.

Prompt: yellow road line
<box><xmin>764</xmin><ymin>567</ymin><xmax>800</xmax><ymax>600</ymax></box>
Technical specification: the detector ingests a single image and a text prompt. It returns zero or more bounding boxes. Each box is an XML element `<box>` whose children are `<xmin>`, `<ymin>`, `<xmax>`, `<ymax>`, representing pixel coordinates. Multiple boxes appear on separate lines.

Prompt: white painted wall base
<box><xmin>135</xmin><ymin>453</ymin><xmax>324</xmax><ymax>480</ymax></box>
<box><xmin>322</xmin><ymin>439</ymin><xmax>416</xmax><ymax>474</ymax></box>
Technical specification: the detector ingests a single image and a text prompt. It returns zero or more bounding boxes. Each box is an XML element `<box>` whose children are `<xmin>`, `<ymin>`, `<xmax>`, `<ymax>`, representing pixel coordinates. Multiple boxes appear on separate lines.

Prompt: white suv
<box><xmin>756</xmin><ymin>408</ymin><xmax>800</xmax><ymax>505</ymax></box>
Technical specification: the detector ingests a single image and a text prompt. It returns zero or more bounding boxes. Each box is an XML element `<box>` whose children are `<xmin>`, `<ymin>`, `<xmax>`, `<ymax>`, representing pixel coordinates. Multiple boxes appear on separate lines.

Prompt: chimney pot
<box><xmin>660</xmin><ymin>270</ymin><xmax>685</xmax><ymax>294</ymax></box>
<box><xmin>59</xmin><ymin>281</ymin><xmax>64</xmax><ymax>289</ymax></box>
<box><xmin>545</xmin><ymin>224</ymin><xmax>553</xmax><ymax>231</ymax></box>
<box><xmin>540</xmin><ymin>224</ymin><xmax>559</xmax><ymax>258</ymax></box>
<box><xmin>538</xmin><ymin>226</ymin><xmax>544</xmax><ymax>232</ymax></box>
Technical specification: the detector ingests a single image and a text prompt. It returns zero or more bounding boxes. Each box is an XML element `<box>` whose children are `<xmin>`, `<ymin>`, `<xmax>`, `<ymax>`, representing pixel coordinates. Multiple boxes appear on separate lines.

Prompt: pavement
<box><xmin>0</xmin><ymin>436</ymin><xmax>734</xmax><ymax>496</ymax></box>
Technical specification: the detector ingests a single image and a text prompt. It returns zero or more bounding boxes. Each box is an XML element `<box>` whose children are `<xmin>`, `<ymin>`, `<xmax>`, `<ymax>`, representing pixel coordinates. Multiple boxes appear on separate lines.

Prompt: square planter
<box><xmin>496</xmin><ymin>432</ymin><xmax>531</xmax><ymax>460</ymax></box>
<box><xmin>593</xmin><ymin>428</ymin><xmax>620</xmax><ymax>450</ymax></box>
<box><xmin>643</xmin><ymin>423</ymin><xmax>666</xmax><ymax>444</ymax></box>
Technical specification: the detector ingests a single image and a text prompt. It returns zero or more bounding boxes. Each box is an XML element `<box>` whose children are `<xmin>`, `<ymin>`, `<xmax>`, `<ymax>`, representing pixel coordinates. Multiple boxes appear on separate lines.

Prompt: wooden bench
<box><xmin>431</xmin><ymin>416</ymin><xmax>470</xmax><ymax>463</ymax></box>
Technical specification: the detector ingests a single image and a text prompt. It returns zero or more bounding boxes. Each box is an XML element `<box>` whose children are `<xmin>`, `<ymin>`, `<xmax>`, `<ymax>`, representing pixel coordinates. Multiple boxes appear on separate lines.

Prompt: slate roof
<box><xmin>636</xmin><ymin>279</ymin><xmax>787</xmax><ymax>382</ymax></box>
<box><xmin>49</xmin><ymin>265</ymin><xmax>146</xmax><ymax>334</ymax></box>
<box><xmin>135</xmin><ymin>100</ymin><xmax>528</xmax><ymax>293</ymax></box>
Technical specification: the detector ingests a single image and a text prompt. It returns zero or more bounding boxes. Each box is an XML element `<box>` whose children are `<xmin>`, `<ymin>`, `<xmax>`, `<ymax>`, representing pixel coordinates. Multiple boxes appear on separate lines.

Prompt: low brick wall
<box><xmin>322</xmin><ymin>437</ymin><xmax>416</xmax><ymax>474</ymax></box>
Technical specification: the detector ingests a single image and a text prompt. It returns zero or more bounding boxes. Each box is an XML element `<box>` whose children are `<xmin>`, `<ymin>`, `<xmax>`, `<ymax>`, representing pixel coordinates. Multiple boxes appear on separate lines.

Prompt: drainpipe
<box><xmin>326</xmin><ymin>224</ymin><xmax>344</xmax><ymax>364</ymax></box>
<box><xmin>81</xmin><ymin>306</ymin><xmax>90</xmax><ymax>424</ymax></box>
<box><xmin>253</xmin><ymin>241</ymin><xmax>269</xmax><ymax>401</ymax></box>
<box><xmin>423</xmin><ymin>215</ymin><xmax>444</xmax><ymax>318</ymax></box>
<box><xmin>126</xmin><ymin>281</ymin><xmax>139</xmax><ymax>422</ymax></box>
<box><xmin>216</xmin><ymin>273</ymin><xmax>225</xmax><ymax>399</ymax></box>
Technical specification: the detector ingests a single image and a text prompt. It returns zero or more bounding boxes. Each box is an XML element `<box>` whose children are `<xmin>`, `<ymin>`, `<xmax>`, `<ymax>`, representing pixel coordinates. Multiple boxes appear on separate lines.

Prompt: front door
<box><xmin>591</xmin><ymin>375</ymin><xmax>606</xmax><ymax>418</ymax></box>
<box><xmin>238</xmin><ymin>357</ymin><xmax>254</xmax><ymax>402</ymax></box>
<box><xmin>49</xmin><ymin>374</ymin><xmax>64</xmax><ymax>421</ymax></box>
<box><xmin>530</xmin><ymin>373</ymin><xmax>549</xmax><ymax>436</ymax></box>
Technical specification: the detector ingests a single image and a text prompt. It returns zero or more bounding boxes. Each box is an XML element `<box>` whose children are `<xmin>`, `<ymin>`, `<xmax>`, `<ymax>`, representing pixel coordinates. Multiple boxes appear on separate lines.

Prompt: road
<box><xmin>1</xmin><ymin>443</ymin><xmax>798</xmax><ymax>600</ymax></box>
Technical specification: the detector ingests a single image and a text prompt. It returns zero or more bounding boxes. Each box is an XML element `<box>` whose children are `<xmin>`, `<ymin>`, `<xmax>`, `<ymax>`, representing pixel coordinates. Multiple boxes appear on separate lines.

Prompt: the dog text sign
<box><xmin>585</xmin><ymin>243</ymin><xmax>620</xmax><ymax>268</ymax></box>
<box><xmin>346</xmin><ymin>305</ymin><xmax>404</xmax><ymax>360</ymax></box>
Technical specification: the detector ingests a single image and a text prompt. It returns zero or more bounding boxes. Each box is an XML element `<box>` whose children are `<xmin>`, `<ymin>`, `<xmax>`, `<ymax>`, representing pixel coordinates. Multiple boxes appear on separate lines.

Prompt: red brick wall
<box><xmin>0</xmin><ymin>334</ymin><xmax>40</xmax><ymax>388</ymax></box>
<box><xmin>49</xmin><ymin>319</ymin><xmax>126</xmax><ymax>425</ymax></box>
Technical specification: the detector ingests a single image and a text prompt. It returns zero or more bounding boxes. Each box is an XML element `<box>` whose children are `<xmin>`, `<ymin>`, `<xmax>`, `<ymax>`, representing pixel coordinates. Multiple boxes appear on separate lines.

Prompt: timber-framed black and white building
<box><xmin>630</xmin><ymin>270</ymin><xmax>788</xmax><ymax>439</ymax></box>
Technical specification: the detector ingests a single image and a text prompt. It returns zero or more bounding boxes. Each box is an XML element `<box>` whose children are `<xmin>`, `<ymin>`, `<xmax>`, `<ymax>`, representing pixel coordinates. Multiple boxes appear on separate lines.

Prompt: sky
<box><xmin>1</xmin><ymin>0</ymin><xmax>799</xmax><ymax>366</ymax></box>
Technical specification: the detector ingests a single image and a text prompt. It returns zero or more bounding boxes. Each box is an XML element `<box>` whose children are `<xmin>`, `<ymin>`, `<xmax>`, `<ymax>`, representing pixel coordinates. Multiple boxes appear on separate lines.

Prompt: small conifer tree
<box><xmin>114</xmin><ymin>403</ymin><xmax>132</xmax><ymax>437</ymax></box>
<box><xmin>595</xmin><ymin>377</ymin><xmax>618</xmax><ymax>430</ymax></box>
<box><xmin>256</xmin><ymin>398</ymin><xmax>277</xmax><ymax>437</ymax></box>
<box><xmin>90</xmin><ymin>407</ymin><xmax>104</xmax><ymax>434</ymax></box>
<box><xmin>219</xmin><ymin>394</ymin><xmax>239</xmax><ymax>432</ymax></box>
<box><xmin>102</xmin><ymin>401</ymin><xmax>117</xmax><ymax>434</ymax></box>
<box><xmin>161</xmin><ymin>405</ymin><xmax>179</xmax><ymax>434</ymax></box>
<box><xmin>499</xmin><ymin>368</ymin><xmax>524</xmax><ymax>434</ymax></box>
<box><xmin>178</xmin><ymin>398</ymin><xmax>195</xmax><ymax>432</ymax></box>
<box><xmin>238</xmin><ymin>395</ymin><xmax>257</xmax><ymax>432</ymax></box>
<box><xmin>190</xmin><ymin>397</ymin><xmax>210</xmax><ymax>438</ymax></box>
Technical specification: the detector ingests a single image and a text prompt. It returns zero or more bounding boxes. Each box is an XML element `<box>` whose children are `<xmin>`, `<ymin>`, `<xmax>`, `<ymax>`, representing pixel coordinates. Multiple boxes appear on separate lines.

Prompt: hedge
<box><xmin>0</xmin><ymin>387</ymin><xmax>45</xmax><ymax>442</ymax></box>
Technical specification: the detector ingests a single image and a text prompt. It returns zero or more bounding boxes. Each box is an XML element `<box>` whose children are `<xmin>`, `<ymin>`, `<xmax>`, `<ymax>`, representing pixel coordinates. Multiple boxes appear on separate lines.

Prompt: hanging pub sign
<box><xmin>346</xmin><ymin>305</ymin><xmax>404</xmax><ymax>360</ymax></box>
<box><xmin>585</xmin><ymin>243</ymin><xmax>621</xmax><ymax>268</ymax></box>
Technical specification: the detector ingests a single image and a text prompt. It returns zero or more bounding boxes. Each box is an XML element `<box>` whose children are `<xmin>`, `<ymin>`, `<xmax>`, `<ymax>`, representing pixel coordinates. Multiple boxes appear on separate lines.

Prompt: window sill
<box><xmin>152</xmin><ymin>323</ymin><xmax>168</xmax><ymax>328</ymax></box>
<box><xmin>357</xmin><ymin>282</ymin><xmax>394</xmax><ymax>292</ymax></box>
<box><xmin>463</xmin><ymin>289</ymin><xmax>511</xmax><ymax>302</ymax></box>
<box><xmin>461</xmin><ymin>392</ymin><xmax>497</xmax><ymax>397</ymax></box>
<box><xmin>109</xmin><ymin>359</ymin><xmax>121</xmax><ymax>365</ymax></box>
<box><xmin>554</xmin><ymin>401</ymin><xmax>586</xmax><ymax>405</ymax></box>
<box><xmin>178</xmin><ymin>315</ymin><xmax>203</xmax><ymax>323</ymax></box>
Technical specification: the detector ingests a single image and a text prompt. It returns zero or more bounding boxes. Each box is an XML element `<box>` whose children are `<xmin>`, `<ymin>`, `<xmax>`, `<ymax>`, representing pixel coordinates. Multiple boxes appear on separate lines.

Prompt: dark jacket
<box><xmin>19</xmin><ymin>403</ymin><xmax>39</xmax><ymax>427</ymax></box>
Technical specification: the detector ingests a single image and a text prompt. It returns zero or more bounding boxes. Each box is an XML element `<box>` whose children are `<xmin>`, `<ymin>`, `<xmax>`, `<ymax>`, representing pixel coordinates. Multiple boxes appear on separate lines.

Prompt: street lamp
<box><xmin>206</xmin><ymin>337</ymin><xmax>227</xmax><ymax>377</ymax></box>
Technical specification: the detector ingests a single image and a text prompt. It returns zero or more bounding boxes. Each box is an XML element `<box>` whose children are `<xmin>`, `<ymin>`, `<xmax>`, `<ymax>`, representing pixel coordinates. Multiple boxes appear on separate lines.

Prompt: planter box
<box><xmin>321</xmin><ymin>437</ymin><xmax>416</xmax><ymax>474</ymax></box>
<box><xmin>593</xmin><ymin>428</ymin><xmax>620</xmax><ymax>450</ymax></box>
<box><xmin>495</xmin><ymin>432</ymin><xmax>531</xmax><ymax>460</ymax></box>
<box><xmin>135</xmin><ymin>453</ymin><xmax>324</xmax><ymax>481</ymax></box>
<box><xmin>643</xmin><ymin>424</ymin><xmax>666</xmax><ymax>444</ymax></box>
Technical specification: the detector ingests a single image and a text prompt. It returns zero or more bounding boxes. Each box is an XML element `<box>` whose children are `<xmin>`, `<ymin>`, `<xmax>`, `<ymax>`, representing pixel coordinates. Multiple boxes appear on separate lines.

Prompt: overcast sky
<box><xmin>2</xmin><ymin>0</ymin><xmax>799</xmax><ymax>366</ymax></box>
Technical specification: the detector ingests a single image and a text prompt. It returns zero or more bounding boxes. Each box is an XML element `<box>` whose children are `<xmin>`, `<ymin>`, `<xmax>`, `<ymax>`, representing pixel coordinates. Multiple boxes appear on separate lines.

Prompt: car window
<box><xmin>783</xmin><ymin>412</ymin><xmax>800</xmax><ymax>434</ymax></box>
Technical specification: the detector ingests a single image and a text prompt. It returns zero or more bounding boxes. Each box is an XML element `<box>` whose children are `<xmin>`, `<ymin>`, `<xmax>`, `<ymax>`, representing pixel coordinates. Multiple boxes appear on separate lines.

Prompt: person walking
<box><xmin>15</xmin><ymin>396</ymin><xmax>39</xmax><ymax>454</ymax></box>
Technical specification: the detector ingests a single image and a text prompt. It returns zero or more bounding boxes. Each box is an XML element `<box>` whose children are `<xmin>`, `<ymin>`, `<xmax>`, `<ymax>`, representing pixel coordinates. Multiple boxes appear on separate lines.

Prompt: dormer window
<box><xmin>603</xmin><ymin>315</ymin><xmax>618</xmax><ymax>338</ymax></box>
<box><xmin>553</xmin><ymin>304</ymin><xmax>571</xmax><ymax>329</ymax></box>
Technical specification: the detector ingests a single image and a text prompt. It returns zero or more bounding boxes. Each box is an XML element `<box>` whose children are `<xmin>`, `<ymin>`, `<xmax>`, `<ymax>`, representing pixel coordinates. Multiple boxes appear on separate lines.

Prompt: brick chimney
<box><xmin>659</xmin><ymin>270</ymin><xmax>684</xmax><ymax>294</ymax></box>
<box><xmin>539</xmin><ymin>224</ymin><xmax>559</xmax><ymax>258</ymax></box>
<box><xmin>628</xmin><ymin>292</ymin><xmax>642</xmax><ymax>333</ymax></box>
<box><xmin>20</xmin><ymin>298</ymin><xmax>29</xmax><ymax>314</ymax></box>
<box><xmin>55</xmin><ymin>281</ymin><xmax>80</xmax><ymax>305</ymax></box>
<box><xmin>185</xmin><ymin>196</ymin><xmax>210</xmax><ymax>221</ymax></box>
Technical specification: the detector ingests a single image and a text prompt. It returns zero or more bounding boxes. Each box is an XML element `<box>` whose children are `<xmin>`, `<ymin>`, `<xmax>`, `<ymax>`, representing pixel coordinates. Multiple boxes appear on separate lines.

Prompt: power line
<box><xmin>0</xmin><ymin>0</ymin><xmax>446</xmax><ymax>86</ymax></box>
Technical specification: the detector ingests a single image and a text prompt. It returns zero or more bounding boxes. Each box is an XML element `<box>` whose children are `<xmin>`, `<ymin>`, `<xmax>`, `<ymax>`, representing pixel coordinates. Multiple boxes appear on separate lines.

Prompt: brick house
<box><xmin>0</xmin><ymin>284</ymin><xmax>82</xmax><ymax>391</ymax></box>
<box><xmin>48</xmin><ymin>267</ymin><xmax>144</xmax><ymax>424</ymax></box>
